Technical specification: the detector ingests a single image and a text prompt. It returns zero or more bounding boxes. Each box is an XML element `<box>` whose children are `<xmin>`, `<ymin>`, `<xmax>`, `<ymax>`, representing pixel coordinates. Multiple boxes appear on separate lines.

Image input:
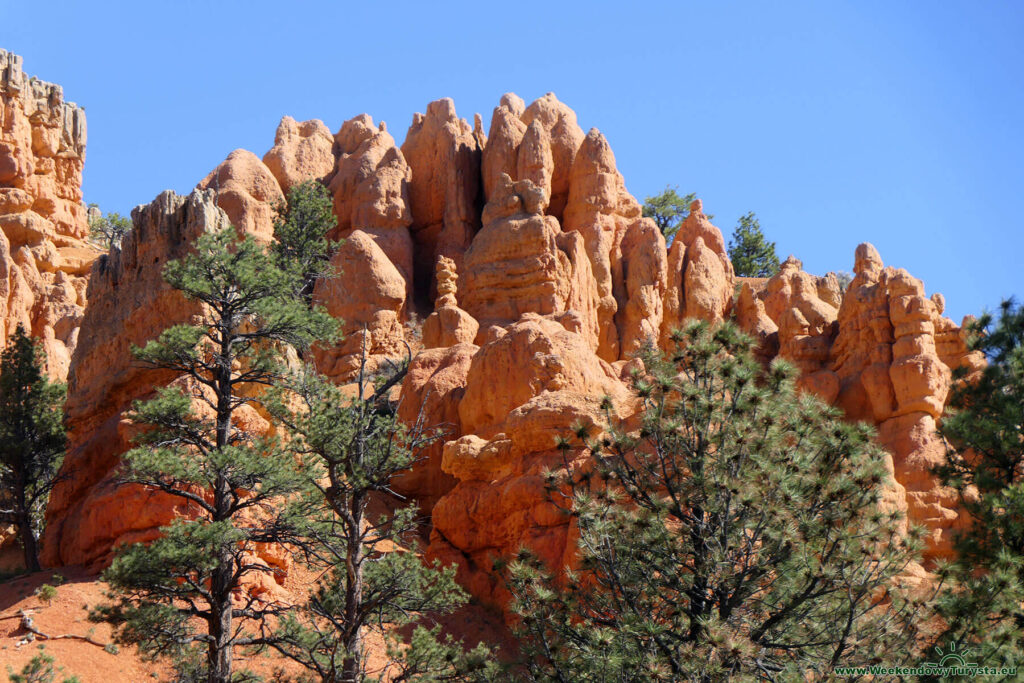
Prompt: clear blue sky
<box><xmin>3</xmin><ymin>1</ymin><xmax>1021</xmax><ymax>322</ymax></box>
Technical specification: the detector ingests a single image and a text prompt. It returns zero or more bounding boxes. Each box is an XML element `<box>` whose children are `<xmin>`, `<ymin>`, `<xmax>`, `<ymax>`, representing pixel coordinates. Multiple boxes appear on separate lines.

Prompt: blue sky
<box><xmin>3</xmin><ymin>1</ymin><xmax>1021</xmax><ymax>322</ymax></box>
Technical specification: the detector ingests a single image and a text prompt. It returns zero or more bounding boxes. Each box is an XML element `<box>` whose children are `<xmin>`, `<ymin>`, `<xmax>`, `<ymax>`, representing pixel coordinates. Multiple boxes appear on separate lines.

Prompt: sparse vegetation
<box><xmin>87</xmin><ymin>206</ymin><xmax>131</xmax><ymax>251</ymax></box>
<box><xmin>641</xmin><ymin>185</ymin><xmax>696</xmax><ymax>243</ymax></box>
<box><xmin>7</xmin><ymin>649</ymin><xmax>80</xmax><ymax>683</ymax></box>
<box><xmin>404</xmin><ymin>310</ymin><xmax>425</xmax><ymax>352</ymax></box>
<box><xmin>35</xmin><ymin>583</ymin><xmax>57</xmax><ymax>606</ymax></box>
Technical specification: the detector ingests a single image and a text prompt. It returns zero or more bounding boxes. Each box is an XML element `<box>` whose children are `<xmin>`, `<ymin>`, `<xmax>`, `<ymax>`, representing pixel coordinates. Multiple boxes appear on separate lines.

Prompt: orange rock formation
<box><xmin>0</xmin><ymin>49</ymin><xmax>97</xmax><ymax>380</ymax></box>
<box><xmin>3</xmin><ymin>55</ymin><xmax>975</xmax><ymax>604</ymax></box>
<box><xmin>42</xmin><ymin>190</ymin><xmax>237</xmax><ymax>567</ymax></box>
<box><xmin>734</xmin><ymin>245</ymin><xmax>984</xmax><ymax>558</ymax></box>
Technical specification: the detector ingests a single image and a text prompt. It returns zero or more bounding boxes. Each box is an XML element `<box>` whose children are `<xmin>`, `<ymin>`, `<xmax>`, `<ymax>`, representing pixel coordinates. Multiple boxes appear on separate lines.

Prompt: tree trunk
<box><xmin>208</xmin><ymin>469</ymin><xmax>235</xmax><ymax>683</ymax></box>
<box><xmin>340</xmin><ymin>493</ymin><xmax>365</xmax><ymax>683</ymax></box>
<box><xmin>208</xmin><ymin>333</ymin><xmax>235</xmax><ymax>683</ymax></box>
<box><xmin>208</xmin><ymin>558</ymin><xmax>234</xmax><ymax>683</ymax></box>
<box><xmin>15</xmin><ymin>473</ymin><xmax>39</xmax><ymax>572</ymax></box>
<box><xmin>19</xmin><ymin>515</ymin><xmax>40</xmax><ymax>573</ymax></box>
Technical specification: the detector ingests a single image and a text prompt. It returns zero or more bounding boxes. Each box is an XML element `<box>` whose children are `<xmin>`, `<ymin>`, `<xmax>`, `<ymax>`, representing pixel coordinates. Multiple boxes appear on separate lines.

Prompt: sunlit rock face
<box><xmin>31</xmin><ymin>73</ymin><xmax>975</xmax><ymax>596</ymax></box>
<box><xmin>42</xmin><ymin>189</ymin><xmax>236</xmax><ymax>568</ymax></box>
<box><xmin>735</xmin><ymin>243</ymin><xmax>983</xmax><ymax>561</ymax></box>
<box><xmin>0</xmin><ymin>49</ymin><xmax>97</xmax><ymax>381</ymax></box>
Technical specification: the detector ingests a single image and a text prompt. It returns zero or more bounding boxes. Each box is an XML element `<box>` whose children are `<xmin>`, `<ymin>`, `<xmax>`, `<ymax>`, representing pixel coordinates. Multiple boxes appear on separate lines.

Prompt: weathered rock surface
<box><xmin>401</xmin><ymin>99</ymin><xmax>482</xmax><ymax>297</ymax></box>
<box><xmin>197</xmin><ymin>148</ymin><xmax>283</xmax><ymax>240</ymax></box>
<box><xmin>481</xmin><ymin>94</ymin><xmax>527</xmax><ymax>204</ymax></box>
<box><xmin>832</xmin><ymin>245</ymin><xmax>978</xmax><ymax>558</ymax></box>
<box><xmin>42</xmin><ymin>189</ymin><xmax>233</xmax><ymax>567</ymax></box>
<box><xmin>765</xmin><ymin>256</ymin><xmax>841</xmax><ymax>402</ymax></box>
<box><xmin>311</xmin><ymin>229</ymin><xmax>407</xmax><ymax>382</ymax></box>
<box><xmin>36</xmin><ymin>81</ymin><xmax>976</xmax><ymax>599</ymax></box>
<box><xmin>391</xmin><ymin>342</ymin><xmax>477</xmax><ymax>512</ymax></box>
<box><xmin>520</xmin><ymin>94</ymin><xmax>586</xmax><ymax>221</ymax></box>
<box><xmin>661</xmin><ymin>200</ymin><xmax>735</xmax><ymax>345</ymax></box>
<box><xmin>422</xmin><ymin>255</ymin><xmax>478</xmax><ymax>349</ymax></box>
<box><xmin>735</xmin><ymin>242</ymin><xmax>983</xmax><ymax>560</ymax></box>
<box><xmin>471</xmin><ymin>100</ymin><xmax>669</xmax><ymax>362</ymax></box>
<box><xmin>0</xmin><ymin>49</ymin><xmax>97</xmax><ymax>379</ymax></box>
<box><xmin>429</xmin><ymin>315</ymin><xmax>633</xmax><ymax>604</ymax></box>
<box><xmin>460</xmin><ymin>174</ymin><xmax>597</xmax><ymax>341</ymax></box>
<box><xmin>262</xmin><ymin>116</ymin><xmax>335</xmax><ymax>194</ymax></box>
<box><xmin>326</xmin><ymin>114</ymin><xmax>414</xmax><ymax>293</ymax></box>
<box><xmin>563</xmin><ymin>128</ymin><xmax>644</xmax><ymax>360</ymax></box>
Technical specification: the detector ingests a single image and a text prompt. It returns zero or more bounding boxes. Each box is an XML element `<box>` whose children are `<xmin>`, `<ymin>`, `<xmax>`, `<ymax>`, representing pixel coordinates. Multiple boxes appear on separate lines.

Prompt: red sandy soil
<box><xmin>0</xmin><ymin>566</ymin><xmax>163</xmax><ymax>681</ymax></box>
<box><xmin>0</xmin><ymin>562</ymin><xmax>512</xmax><ymax>682</ymax></box>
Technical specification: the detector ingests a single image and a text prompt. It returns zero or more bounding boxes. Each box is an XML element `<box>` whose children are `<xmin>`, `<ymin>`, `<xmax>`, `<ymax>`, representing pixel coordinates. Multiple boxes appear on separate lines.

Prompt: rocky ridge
<box><xmin>0</xmin><ymin>50</ymin><xmax>980</xmax><ymax>607</ymax></box>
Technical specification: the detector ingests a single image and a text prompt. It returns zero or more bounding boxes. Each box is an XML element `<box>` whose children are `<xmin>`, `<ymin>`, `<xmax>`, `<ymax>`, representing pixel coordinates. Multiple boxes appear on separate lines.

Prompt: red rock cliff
<box><xmin>0</xmin><ymin>49</ymin><xmax>97</xmax><ymax>380</ymax></box>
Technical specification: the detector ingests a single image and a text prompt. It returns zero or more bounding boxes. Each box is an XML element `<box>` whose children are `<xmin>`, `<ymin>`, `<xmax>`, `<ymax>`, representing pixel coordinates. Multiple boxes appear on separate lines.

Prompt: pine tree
<box><xmin>92</xmin><ymin>227</ymin><xmax>338</xmax><ymax>683</ymax></box>
<box><xmin>87</xmin><ymin>208</ymin><xmax>132</xmax><ymax>251</ymax></box>
<box><xmin>272</xmin><ymin>179</ymin><xmax>338</xmax><ymax>304</ymax></box>
<box><xmin>505</xmin><ymin>321</ymin><xmax>930</xmax><ymax>681</ymax></box>
<box><xmin>0</xmin><ymin>325</ymin><xmax>67</xmax><ymax>572</ymax></box>
<box><xmin>642</xmin><ymin>186</ymin><xmax>696</xmax><ymax>244</ymax></box>
<box><xmin>262</xmin><ymin>353</ymin><xmax>490</xmax><ymax>682</ymax></box>
<box><xmin>728</xmin><ymin>212</ymin><xmax>780</xmax><ymax>277</ymax></box>
<box><xmin>932</xmin><ymin>299</ymin><xmax>1024</xmax><ymax>670</ymax></box>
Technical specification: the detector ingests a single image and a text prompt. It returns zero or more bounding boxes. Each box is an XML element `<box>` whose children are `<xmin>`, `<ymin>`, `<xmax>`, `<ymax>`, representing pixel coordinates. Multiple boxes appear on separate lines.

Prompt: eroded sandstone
<box><xmin>42</xmin><ymin>189</ymin><xmax>233</xmax><ymax>567</ymax></box>
<box><xmin>0</xmin><ymin>49</ymin><xmax>97</xmax><ymax>380</ymax></box>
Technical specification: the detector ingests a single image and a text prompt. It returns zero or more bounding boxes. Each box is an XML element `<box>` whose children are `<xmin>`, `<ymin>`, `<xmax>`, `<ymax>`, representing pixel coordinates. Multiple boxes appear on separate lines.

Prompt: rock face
<box><xmin>326</xmin><ymin>114</ymin><xmax>414</xmax><ymax>295</ymax></box>
<box><xmin>42</xmin><ymin>189</ymin><xmax>233</xmax><ymax>567</ymax></box>
<box><xmin>429</xmin><ymin>315</ymin><xmax>633</xmax><ymax>604</ymax></box>
<box><xmin>39</xmin><ymin>84</ymin><xmax>977</xmax><ymax>599</ymax></box>
<box><xmin>0</xmin><ymin>49</ymin><xmax>97</xmax><ymax>380</ymax></box>
<box><xmin>197</xmin><ymin>149</ymin><xmax>283</xmax><ymax>240</ymax></box>
<box><xmin>391</xmin><ymin>342</ymin><xmax>476</xmax><ymax>512</ymax></box>
<box><xmin>262</xmin><ymin>116</ymin><xmax>335</xmax><ymax>194</ymax></box>
<box><xmin>661</xmin><ymin>199</ymin><xmax>735</xmax><ymax>343</ymax></box>
<box><xmin>421</xmin><ymin>256</ymin><xmax>477</xmax><ymax>349</ymax></box>
<box><xmin>311</xmin><ymin>229</ymin><xmax>408</xmax><ymax>382</ymax></box>
<box><xmin>830</xmin><ymin>245</ymin><xmax>978</xmax><ymax>558</ymax></box>
<box><xmin>734</xmin><ymin>244</ymin><xmax>984</xmax><ymax>560</ymax></box>
<box><xmin>460</xmin><ymin>174</ymin><xmax>596</xmax><ymax>340</ymax></box>
<box><xmin>401</xmin><ymin>99</ymin><xmax>482</xmax><ymax>297</ymax></box>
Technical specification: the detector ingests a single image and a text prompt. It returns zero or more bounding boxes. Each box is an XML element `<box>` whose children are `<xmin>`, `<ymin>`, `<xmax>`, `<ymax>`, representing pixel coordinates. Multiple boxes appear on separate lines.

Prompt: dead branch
<box><xmin>10</xmin><ymin>609</ymin><xmax>109</xmax><ymax>649</ymax></box>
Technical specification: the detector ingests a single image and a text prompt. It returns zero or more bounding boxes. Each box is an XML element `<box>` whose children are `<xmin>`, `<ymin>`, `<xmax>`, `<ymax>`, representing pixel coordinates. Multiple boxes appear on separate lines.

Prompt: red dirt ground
<box><xmin>0</xmin><ymin>562</ymin><xmax>512</xmax><ymax>682</ymax></box>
